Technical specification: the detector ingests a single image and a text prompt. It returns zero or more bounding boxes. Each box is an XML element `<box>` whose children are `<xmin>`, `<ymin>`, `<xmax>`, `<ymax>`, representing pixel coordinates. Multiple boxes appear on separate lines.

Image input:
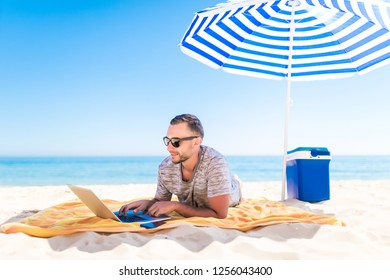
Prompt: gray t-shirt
<box><xmin>155</xmin><ymin>145</ymin><xmax>241</xmax><ymax>208</ymax></box>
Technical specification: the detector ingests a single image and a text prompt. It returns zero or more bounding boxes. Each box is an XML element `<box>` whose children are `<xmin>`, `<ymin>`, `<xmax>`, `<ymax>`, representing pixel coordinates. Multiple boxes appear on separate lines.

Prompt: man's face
<box><xmin>165</xmin><ymin>123</ymin><xmax>200</xmax><ymax>164</ymax></box>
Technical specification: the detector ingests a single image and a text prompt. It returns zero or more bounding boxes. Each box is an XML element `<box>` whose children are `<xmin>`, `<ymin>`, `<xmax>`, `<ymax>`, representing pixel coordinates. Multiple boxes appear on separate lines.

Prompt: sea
<box><xmin>0</xmin><ymin>155</ymin><xmax>389</xmax><ymax>187</ymax></box>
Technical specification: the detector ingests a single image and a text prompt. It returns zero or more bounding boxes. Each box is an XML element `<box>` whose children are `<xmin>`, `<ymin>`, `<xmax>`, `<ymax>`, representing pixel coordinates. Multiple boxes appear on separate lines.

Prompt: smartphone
<box><xmin>140</xmin><ymin>221</ymin><xmax>166</xmax><ymax>229</ymax></box>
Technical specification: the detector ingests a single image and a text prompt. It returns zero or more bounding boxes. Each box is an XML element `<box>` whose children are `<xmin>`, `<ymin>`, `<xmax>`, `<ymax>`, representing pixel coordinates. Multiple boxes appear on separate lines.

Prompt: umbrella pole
<box><xmin>282</xmin><ymin>71</ymin><xmax>292</xmax><ymax>201</ymax></box>
<box><xmin>282</xmin><ymin>0</ymin><xmax>296</xmax><ymax>201</ymax></box>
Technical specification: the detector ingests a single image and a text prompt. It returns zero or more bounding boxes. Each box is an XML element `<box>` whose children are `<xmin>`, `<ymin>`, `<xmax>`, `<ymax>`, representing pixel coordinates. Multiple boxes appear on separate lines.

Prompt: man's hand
<box><xmin>118</xmin><ymin>199</ymin><xmax>156</xmax><ymax>216</ymax></box>
<box><xmin>147</xmin><ymin>201</ymin><xmax>179</xmax><ymax>217</ymax></box>
<box><xmin>147</xmin><ymin>194</ymin><xmax>230</xmax><ymax>219</ymax></box>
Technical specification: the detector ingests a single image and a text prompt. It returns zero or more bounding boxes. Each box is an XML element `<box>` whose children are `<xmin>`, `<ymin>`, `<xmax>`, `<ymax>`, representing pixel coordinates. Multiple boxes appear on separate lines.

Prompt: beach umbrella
<box><xmin>179</xmin><ymin>0</ymin><xmax>390</xmax><ymax>200</ymax></box>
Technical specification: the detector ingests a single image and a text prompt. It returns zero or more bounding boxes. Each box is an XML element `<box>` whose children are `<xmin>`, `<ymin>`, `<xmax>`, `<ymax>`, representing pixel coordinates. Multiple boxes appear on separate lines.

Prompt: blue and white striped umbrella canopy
<box><xmin>180</xmin><ymin>0</ymin><xmax>390</xmax><ymax>81</ymax></box>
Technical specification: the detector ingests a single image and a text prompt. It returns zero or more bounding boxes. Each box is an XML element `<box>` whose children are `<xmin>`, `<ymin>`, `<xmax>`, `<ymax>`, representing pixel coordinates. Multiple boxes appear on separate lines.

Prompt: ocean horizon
<box><xmin>1</xmin><ymin>155</ymin><xmax>389</xmax><ymax>187</ymax></box>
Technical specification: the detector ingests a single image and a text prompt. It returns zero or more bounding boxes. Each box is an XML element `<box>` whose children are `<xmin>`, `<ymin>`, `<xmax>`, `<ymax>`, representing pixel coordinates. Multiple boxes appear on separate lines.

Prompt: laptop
<box><xmin>67</xmin><ymin>185</ymin><xmax>171</xmax><ymax>226</ymax></box>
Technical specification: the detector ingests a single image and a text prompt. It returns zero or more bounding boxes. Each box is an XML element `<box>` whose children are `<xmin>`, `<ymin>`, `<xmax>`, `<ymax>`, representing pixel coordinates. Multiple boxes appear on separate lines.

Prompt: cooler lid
<box><xmin>287</xmin><ymin>147</ymin><xmax>331</xmax><ymax>160</ymax></box>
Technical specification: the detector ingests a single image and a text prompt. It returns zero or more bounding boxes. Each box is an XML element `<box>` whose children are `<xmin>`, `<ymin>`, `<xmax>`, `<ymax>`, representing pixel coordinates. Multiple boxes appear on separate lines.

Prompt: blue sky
<box><xmin>1</xmin><ymin>0</ymin><xmax>389</xmax><ymax>156</ymax></box>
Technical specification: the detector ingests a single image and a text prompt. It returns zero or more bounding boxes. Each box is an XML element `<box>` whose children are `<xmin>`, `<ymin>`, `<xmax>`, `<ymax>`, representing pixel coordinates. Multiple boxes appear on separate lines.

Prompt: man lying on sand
<box><xmin>119</xmin><ymin>113</ymin><xmax>242</xmax><ymax>219</ymax></box>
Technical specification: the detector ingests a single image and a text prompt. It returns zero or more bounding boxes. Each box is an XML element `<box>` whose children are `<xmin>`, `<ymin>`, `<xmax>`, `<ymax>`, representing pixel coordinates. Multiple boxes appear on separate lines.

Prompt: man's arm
<box><xmin>118</xmin><ymin>198</ymin><xmax>159</xmax><ymax>216</ymax></box>
<box><xmin>147</xmin><ymin>194</ymin><xmax>230</xmax><ymax>219</ymax></box>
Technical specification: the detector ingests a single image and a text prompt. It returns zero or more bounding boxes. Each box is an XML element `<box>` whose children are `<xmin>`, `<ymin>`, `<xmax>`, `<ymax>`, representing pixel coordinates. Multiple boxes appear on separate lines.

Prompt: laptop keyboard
<box><xmin>114</xmin><ymin>212</ymin><xmax>144</xmax><ymax>223</ymax></box>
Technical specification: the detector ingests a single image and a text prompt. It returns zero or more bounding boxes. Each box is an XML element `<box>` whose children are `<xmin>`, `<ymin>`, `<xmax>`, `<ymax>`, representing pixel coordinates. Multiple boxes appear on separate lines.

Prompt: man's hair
<box><xmin>170</xmin><ymin>114</ymin><xmax>204</xmax><ymax>139</ymax></box>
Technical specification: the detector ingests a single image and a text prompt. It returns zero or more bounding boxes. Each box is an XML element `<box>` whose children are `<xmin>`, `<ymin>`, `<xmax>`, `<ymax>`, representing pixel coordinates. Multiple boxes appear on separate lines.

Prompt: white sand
<box><xmin>0</xmin><ymin>180</ymin><xmax>389</xmax><ymax>260</ymax></box>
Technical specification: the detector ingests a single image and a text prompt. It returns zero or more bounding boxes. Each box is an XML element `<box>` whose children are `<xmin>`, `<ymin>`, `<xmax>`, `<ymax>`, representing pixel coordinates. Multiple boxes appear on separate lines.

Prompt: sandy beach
<box><xmin>1</xmin><ymin>180</ymin><xmax>389</xmax><ymax>260</ymax></box>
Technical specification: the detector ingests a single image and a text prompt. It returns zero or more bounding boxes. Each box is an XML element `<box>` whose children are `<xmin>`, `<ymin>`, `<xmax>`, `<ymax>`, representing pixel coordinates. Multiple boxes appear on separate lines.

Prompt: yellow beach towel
<box><xmin>1</xmin><ymin>197</ymin><xmax>345</xmax><ymax>238</ymax></box>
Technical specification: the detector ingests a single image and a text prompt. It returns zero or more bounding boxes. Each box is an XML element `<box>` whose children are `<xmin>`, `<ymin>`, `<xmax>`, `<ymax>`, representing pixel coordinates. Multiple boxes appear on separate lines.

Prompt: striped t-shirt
<box><xmin>155</xmin><ymin>145</ymin><xmax>241</xmax><ymax>208</ymax></box>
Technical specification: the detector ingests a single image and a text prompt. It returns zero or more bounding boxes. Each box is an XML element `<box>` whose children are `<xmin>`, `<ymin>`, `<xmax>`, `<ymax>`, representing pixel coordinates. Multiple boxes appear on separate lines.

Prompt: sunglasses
<box><xmin>163</xmin><ymin>136</ymin><xmax>199</xmax><ymax>148</ymax></box>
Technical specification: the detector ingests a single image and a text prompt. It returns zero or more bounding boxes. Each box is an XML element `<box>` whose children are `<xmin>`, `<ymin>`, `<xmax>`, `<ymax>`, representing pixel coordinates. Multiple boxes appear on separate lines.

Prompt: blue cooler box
<box><xmin>286</xmin><ymin>147</ymin><xmax>331</xmax><ymax>202</ymax></box>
